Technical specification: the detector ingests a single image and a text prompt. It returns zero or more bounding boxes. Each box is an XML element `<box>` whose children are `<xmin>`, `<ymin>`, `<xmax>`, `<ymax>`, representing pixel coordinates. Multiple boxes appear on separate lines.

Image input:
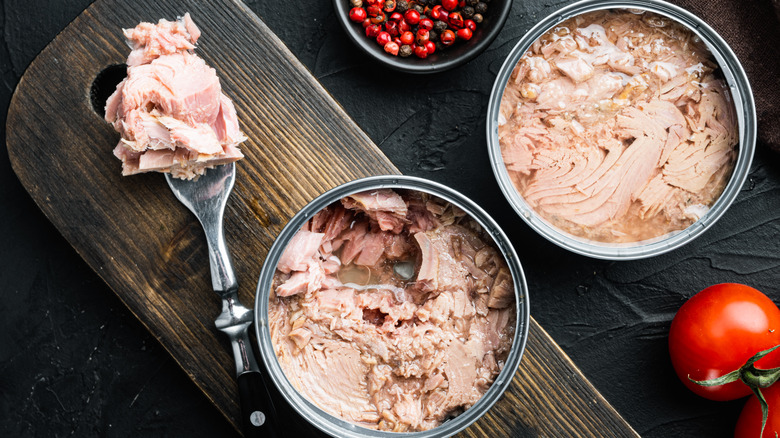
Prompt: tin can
<box><xmin>254</xmin><ymin>175</ymin><xmax>530</xmax><ymax>437</ymax></box>
<box><xmin>486</xmin><ymin>0</ymin><xmax>756</xmax><ymax>260</ymax></box>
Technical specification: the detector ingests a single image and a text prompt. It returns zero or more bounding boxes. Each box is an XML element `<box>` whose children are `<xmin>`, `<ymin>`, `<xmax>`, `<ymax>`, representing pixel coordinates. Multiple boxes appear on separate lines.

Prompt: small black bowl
<box><xmin>333</xmin><ymin>0</ymin><xmax>513</xmax><ymax>74</ymax></box>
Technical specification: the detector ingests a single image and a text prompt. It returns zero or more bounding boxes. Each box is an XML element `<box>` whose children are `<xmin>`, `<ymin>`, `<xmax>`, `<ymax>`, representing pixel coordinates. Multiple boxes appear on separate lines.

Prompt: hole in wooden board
<box><xmin>90</xmin><ymin>64</ymin><xmax>126</xmax><ymax>117</ymax></box>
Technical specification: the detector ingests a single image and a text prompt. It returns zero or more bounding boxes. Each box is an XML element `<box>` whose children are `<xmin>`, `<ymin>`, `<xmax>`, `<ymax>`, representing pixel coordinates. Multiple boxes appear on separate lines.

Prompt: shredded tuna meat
<box><xmin>105</xmin><ymin>13</ymin><xmax>246</xmax><ymax>180</ymax></box>
<box><xmin>269</xmin><ymin>189</ymin><xmax>516</xmax><ymax>432</ymax></box>
<box><xmin>498</xmin><ymin>10</ymin><xmax>738</xmax><ymax>243</ymax></box>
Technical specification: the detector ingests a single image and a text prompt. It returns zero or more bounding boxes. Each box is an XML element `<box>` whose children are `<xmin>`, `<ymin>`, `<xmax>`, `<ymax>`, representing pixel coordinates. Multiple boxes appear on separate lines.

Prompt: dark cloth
<box><xmin>669</xmin><ymin>0</ymin><xmax>780</xmax><ymax>152</ymax></box>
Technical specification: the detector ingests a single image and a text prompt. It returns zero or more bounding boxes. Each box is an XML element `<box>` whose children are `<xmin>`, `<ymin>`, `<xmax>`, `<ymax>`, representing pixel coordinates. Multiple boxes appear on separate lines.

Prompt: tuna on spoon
<box><xmin>104</xmin><ymin>13</ymin><xmax>245</xmax><ymax>180</ymax></box>
<box><xmin>101</xmin><ymin>13</ymin><xmax>285</xmax><ymax>438</ymax></box>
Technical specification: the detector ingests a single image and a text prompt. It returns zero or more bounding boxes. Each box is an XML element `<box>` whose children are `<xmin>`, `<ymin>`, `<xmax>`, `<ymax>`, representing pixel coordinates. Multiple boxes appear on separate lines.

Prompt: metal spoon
<box><xmin>165</xmin><ymin>163</ymin><xmax>280</xmax><ymax>438</ymax></box>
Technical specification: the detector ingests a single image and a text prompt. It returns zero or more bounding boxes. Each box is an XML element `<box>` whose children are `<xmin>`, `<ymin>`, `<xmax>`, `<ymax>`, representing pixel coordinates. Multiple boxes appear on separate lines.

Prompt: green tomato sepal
<box><xmin>689</xmin><ymin>344</ymin><xmax>780</xmax><ymax>438</ymax></box>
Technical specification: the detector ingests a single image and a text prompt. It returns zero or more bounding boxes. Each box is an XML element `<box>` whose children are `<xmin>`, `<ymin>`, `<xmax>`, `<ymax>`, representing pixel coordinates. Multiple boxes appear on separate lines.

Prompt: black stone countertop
<box><xmin>2</xmin><ymin>1</ymin><xmax>779</xmax><ymax>437</ymax></box>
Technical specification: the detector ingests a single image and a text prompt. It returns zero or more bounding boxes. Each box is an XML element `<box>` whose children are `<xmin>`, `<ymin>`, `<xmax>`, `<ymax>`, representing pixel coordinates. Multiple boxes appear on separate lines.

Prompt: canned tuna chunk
<box><xmin>255</xmin><ymin>175</ymin><xmax>529</xmax><ymax>438</ymax></box>
<box><xmin>487</xmin><ymin>0</ymin><xmax>756</xmax><ymax>260</ymax></box>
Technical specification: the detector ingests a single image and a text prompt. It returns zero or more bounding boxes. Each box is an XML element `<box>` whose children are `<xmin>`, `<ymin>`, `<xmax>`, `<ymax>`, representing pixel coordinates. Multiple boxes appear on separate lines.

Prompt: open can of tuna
<box><xmin>254</xmin><ymin>175</ymin><xmax>530</xmax><ymax>437</ymax></box>
<box><xmin>487</xmin><ymin>0</ymin><xmax>756</xmax><ymax>260</ymax></box>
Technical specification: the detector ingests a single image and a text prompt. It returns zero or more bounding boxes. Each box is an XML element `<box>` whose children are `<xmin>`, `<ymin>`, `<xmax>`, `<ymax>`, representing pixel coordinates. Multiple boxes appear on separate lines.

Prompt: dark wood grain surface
<box><xmin>5</xmin><ymin>0</ymin><xmax>638</xmax><ymax>436</ymax></box>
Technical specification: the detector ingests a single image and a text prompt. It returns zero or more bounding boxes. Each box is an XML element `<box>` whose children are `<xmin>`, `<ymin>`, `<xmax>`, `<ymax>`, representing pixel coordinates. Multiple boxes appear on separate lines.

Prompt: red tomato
<box><xmin>734</xmin><ymin>384</ymin><xmax>780</xmax><ymax>438</ymax></box>
<box><xmin>669</xmin><ymin>283</ymin><xmax>780</xmax><ymax>401</ymax></box>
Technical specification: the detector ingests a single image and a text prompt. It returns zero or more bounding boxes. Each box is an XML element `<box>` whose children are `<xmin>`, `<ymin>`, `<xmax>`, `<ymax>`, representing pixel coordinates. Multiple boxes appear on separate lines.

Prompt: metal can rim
<box><xmin>254</xmin><ymin>174</ymin><xmax>531</xmax><ymax>437</ymax></box>
<box><xmin>486</xmin><ymin>0</ymin><xmax>757</xmax><ymax>260</ymax></box>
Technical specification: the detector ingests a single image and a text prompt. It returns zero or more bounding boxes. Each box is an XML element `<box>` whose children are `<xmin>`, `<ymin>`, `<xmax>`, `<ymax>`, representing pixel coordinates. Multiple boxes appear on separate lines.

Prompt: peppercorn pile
<box><xmin>348</xmin><ymin>0</ymin><xmax>490</xmax><ymax>58</ymax></box>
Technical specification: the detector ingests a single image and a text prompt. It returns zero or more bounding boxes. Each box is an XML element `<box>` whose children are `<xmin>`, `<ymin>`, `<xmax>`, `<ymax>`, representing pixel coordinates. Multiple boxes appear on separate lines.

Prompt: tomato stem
<box><xmin>743</xmin><ymin>367</ymin><xmax>780</xmax><ymax>389</ymax></box>
<box><xmin>690</xmin><ymin>343</ymin><xmax>780</xmax><ymax>438</ymax></box>
<box><xmin>689</xmin><ymin>369</ymin><xmax>741</xmax><ymax>387</ymax></box>
<box><xmin>750</xmin><ymin>386</ymin><xmax>769</xmax><ymax>438</ymax></box>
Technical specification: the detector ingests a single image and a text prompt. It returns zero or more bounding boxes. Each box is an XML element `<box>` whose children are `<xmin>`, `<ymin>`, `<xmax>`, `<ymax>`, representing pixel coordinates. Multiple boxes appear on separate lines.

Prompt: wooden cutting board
<box><xmin>6</xmin><ymin>0</ymin><xmax>639</xmax><ymax>436</ymax></box>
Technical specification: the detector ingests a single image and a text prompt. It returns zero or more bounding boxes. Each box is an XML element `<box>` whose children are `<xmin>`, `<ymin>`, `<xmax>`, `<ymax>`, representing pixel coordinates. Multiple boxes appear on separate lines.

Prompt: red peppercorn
<box><xmin>349</xmin><ymin>7</ymin><xmax>367</xmax><ymax>22</ymax></box>
<box><xmin>365</xmin><ymin>23</ymin><xmax>381</xmax><ymax>37</ymax></box>
<box><xmin>418</xmin><ymin>18</ymin><xmax>434</xmax><ymax>30</ymax></box>
<box><xmin>442</xmin><ymin>0</ymin><xmax>458</xmax><ymax>11</ymax></box>
<box><xmin>370</xmin><ymin>11</ymin><xmax>386</xmax><ymax>24</ymax></box>
<box><xmin>376</xmin><ymin>31</ymin><xmax>392</xmax><ymax>46</ymax></box>
<box><xmin>440</xmin><ymin>29</ymin><xmax>456</xmax><ymax>46</ymax></box>
<box><xmin>384</xmin><ymin>41</ymin><xmax>400</xmax><ymax>55</ymax></box>
<box><xmin>376</xmin><ymin>31</ymin><xmax>393</xmax><ymax>47</ymax></box>
<box><xmin>414</xmin><ymin>44</ymin><xmax>429</xmax><ymax>58</ymax></box>
<box><xmin>403</xmin><ymin>9</ymin><xmax>420</xmax><ymax>25</ymax></box>
<box><xmin>347</xmin><ymin>0</ymin><xmax>486</xmax><ymax>60</ymax></box>
<box><xmin>428</xmin><ymin>5</ymin><xmax>440</xmax><ymax>19</ymax></box>
<box><xmin>456</xmin><ymin>27</ymin><xmax>472</xmax><ymax>40</ymax></box>
<box><xmin>415</xmin><ymin>28</ymin><xmax>430</xmax><ymax>45</ymax></box>
<box><xmin>400</xmin><ymin>31</ymin><xmax>415</xmax><ymax>45</ymax></box>
<box><xmin>385</xmin><ymin>20</ymin><xmax>400</xmax><ymax>36</ymax></box>
<box><xmin>449</xmin><ymin>11</ymin><xmax>464</xmax><ymax>28</ymax></box>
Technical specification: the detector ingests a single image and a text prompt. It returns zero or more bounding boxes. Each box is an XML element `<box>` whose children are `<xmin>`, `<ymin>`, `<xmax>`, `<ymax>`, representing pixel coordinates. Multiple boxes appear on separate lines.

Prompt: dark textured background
<box><xmin>2</xmin><ymin>0</ymin><xmax>779</xmax><ymax>437</ymax></box>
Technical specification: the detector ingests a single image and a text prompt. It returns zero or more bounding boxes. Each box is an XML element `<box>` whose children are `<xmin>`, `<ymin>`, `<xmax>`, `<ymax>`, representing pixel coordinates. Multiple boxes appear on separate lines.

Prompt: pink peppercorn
<box><xmin>347</xmin><ymin>0</ymin><xmax>489</xmax><ymax>61</ymax></box>
<box><xmin>403</xmin><ymin>9</ymin><xmax>420</xmax><ymax>25</ymax></box>
<box><xmin>449</xmin><ymin>11</ymin><xmax>464</xmax><ymax>28</ymax></box>
<box><xmin>456</xmin><ymin>27</ymin><xmax>472</xmax><ymax>40</ymax></box>
<box><xmin>376</xmin><ymin>31</ymin><xmax>392</xmax><ymax>46</ymax></box>
<box><xmin>400</xmin><ymin>31</ymin><xmax>414</xmax><ymax>45</ymax></box>
<box><xmin>349</xmin><ymin>7</ymin><xmax>367</xmax><ymax>22</ymax></box>
<box><xmin>385</xmin><ymin>20</ymin><xmax>400</xmax><ymax>36</ymax></box>
<box><xmin>365</xmin><ymin>23</ymin><xmax>381</xmax><ymax>37</ymax></box>
<box><xmin>384</xmin><ymin>41</ymin><xmax>400</xmax><ymax>55</ymax></box>
<box><xmin>415</xmin><ymin>28</ymin><xmax>430</xmax><ymax>45</ymax></box>
<box><xmin>442</xmin><ymin>0</ymin><xmax>458</xmax><ymax>11</ymax></box>
<box><xmin>414</xmin><ymin>44</ymin><xmax>428</xmax><ymax>58</ymax></box>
